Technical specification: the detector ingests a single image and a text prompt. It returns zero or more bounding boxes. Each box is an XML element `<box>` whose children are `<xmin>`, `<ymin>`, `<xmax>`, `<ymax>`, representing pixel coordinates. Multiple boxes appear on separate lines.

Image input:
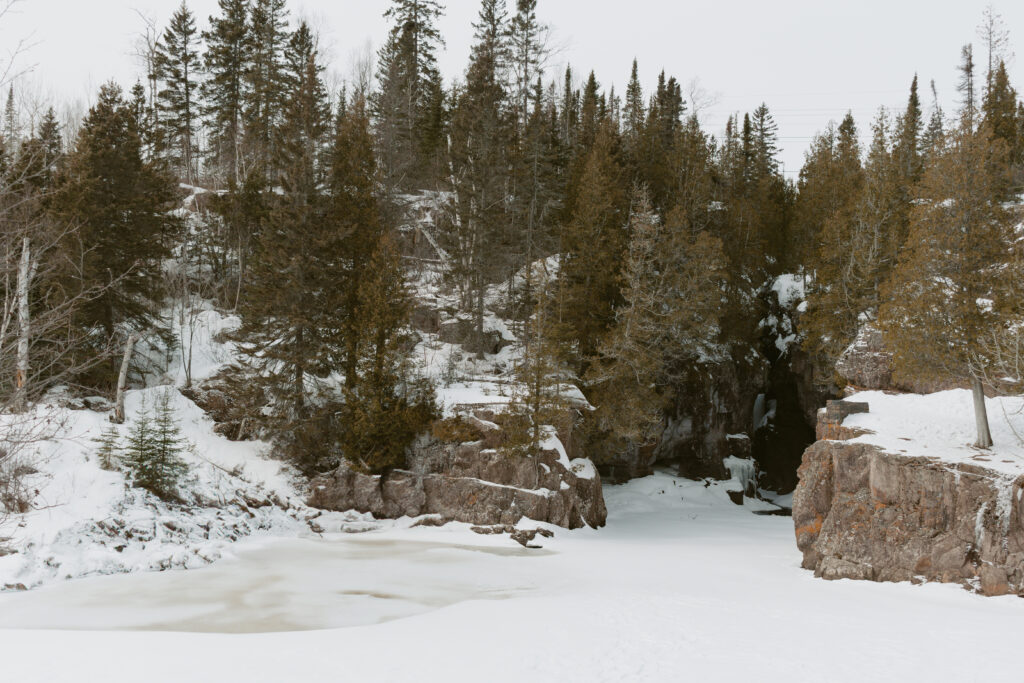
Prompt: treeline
<box><xmin>1</xmin><ymin>0</ymin><xmax>1022</xmax><ymax>484</ymax></box>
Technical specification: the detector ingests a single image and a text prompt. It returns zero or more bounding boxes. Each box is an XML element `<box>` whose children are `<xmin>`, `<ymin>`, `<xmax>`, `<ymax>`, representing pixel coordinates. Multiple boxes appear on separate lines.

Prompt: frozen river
<box><xmin>2</xmin><ymin>473</ymin><xmax>1023</xmax><ymax>682</ymax></box>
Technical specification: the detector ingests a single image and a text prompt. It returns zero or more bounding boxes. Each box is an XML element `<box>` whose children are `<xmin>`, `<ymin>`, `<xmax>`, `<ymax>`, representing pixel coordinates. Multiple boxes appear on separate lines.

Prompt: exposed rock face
<box><xmin>310</xmin><ymin>436</ymin><xmax>606</xmax><ymax>530</ymax></box>
<box><xmin>835</xmin><ymin>325</ymin><xmax>893</xmax><ymax>391</ymax></box>
<box><xmin>836</xmin><ymin>324</ymin><xmax>960</xmax><ymax>394</ymax></box>
<box><xmin>794</xmin><ymin>402</ymin><xmax>1024</xmax><ymax>596</ymax></box>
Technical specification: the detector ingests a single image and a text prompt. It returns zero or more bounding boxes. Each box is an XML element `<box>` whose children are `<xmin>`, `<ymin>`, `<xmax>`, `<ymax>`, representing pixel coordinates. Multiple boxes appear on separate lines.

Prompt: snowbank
<box><xmin>842</xmin><ymin>389</ymin><xmax>1024</xmax><ymax>476</ymax></box>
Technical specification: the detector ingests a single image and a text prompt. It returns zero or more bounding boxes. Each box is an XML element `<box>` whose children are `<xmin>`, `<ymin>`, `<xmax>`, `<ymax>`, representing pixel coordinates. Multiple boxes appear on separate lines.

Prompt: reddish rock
<box><xmin>794</xmin><ymin>406</ymin><xmax>1024</xmax><ymax>597</ymax></box>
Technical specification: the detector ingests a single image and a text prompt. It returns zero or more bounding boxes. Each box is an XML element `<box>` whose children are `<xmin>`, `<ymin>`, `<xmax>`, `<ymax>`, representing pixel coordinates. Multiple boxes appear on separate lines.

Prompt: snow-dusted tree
<box><xmin>123</xmin><ymin>390</ymin><xmax>190</xmax><ymax>499</ymax></box>
<box><xmin>584</xmin><ymin>186</ymin><xmax>728</xmax><ymax>452</ymax></box>
<box><xmin>880</xmin><ymin>122</ymin><xmax>1016</xmax><ymax>448</ymax></box>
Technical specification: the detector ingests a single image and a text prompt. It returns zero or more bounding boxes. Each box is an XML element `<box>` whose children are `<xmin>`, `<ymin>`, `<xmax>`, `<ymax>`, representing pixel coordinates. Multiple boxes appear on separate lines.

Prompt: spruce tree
<box><xmin>880</xmin><ymin>122</ymin><xmax>1014</xmax><ymax>448</ymax></box>
<box><xmin>92</xmin><ymin>425</ymin><xmax>122</xmax><ymax>471</ymax></box>
<box><xmin>554</xmin><ymin>121</ymin><xmax>627</xmax><ymax>365</ymax></box>
<box><xmin>339</xmin><ymin>235</ymin><xmax>436</xmax><ymax>474</ymax></box>
<box><xmin>202</xmin><ymin>0</ymin><xmax>251</xmax><ymax>186</ymax></box>
<box><xmin>124</xmin><ymin>391</ymin><xmax>189</xmax><ymax>499</ymax></box>
<box><xmin>155</xmin><ymin>1</ymin><xmax>202</xmax><ymax>184</ymax></box>
<box><xmin>892</xmin><ymin>75</ymin><xmax>923</xmax><ymax>187</ymax></box>
<box><xmin>244</xmin><ymin>0</ymin><xmax>289</xmax><ymax>177</ymax></box>
<box><xmin>50</xmin><ymin>83</ymin><xmax>179</xmax><ymax>388</ymax></box>
<box><xmin>373</xmin><ymin>0</ymin><xmax>445</xmax><ymax>189</ymax></box>
<box><xmin>585</xmin><ymin>187</ymin><xmax>728</xmax><ymax>465</ymax></box>
<box><xmin>983</xmin><ymin>60</ymin><xmax>1020</xmax><ymax>177</ymax></box>
<box><xmin>236</xmin><ymin>21</ymin><xmax>331</xmax><ymax>422</ymax></box>
<box><xmin>509</xmin><ymin>0</ymin><xmax>546</xmax><ymax>141</ymax></box>
<box><xmin>623</xmin><ymin>59</ymin><xmax>644</xmax><ymax>147</ymax></box>
<box><xmin>448</xmin><ymin>0</ymin><xmax>512</xmax><ymax>357</ymax></box>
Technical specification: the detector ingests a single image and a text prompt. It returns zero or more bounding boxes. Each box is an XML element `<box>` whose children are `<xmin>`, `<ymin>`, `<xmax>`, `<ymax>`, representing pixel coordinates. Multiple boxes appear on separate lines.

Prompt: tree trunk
<box><xmin>971</xmin><ymin>375</ymin><xmax>993</xmax><ymax>449</ymax></box>
<box><xmin>112</xmin><ymin>334</ymin><xmax>137</xmax><ymax>424</ymax></box>
<box><xmin>14</xmin><ymin>237</ymin><xmax>31</xmax><ymax>413</ymax></box>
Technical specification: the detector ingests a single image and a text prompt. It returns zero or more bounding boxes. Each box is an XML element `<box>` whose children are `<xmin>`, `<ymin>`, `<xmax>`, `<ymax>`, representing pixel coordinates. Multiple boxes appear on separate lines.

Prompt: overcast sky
<box><xmin>1</xmin><ymin>0</ymin><xmax>1021</xmax><ymax>175</ymax></box>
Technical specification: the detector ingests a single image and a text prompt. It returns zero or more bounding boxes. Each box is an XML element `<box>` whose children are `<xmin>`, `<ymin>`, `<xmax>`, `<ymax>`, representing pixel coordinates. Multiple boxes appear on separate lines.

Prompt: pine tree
<box><xmin>244</xmin><ymin>0</ymin><xmax>289</xmax><ymax>177</ymax></box>
<box><xmin>623</xmin><ymin>59</ymin><xmax>644</xmax><ymax>147</ymax></box>
<box><xmin>554</xmin><ymin>121</ymin><xmax>627</xmax><ymax>365</ymax></box>
<box><xmin>124</xmin><ymin>390</ymin><xmax>189</xmax><ymax>499</ymax></box>
<box><xmin>448</xmin><ymin>0</ymin><xmax>512</xmax><ymax>357</ymax></box>
<box><xmin>155</xmin><ymin>1</ymin><xmax>201</xmax><ymax>184</ymax></box>
<box><xmin>373</xmin><ymin>0</ymin><xmax>445</xmax><ymax>189</ymax></box>
<box><xmin>50</xmin><ymin>83</ymin><xmax>179</xmax><ymax>388</ymax></box>
<box><xmin>203</xmin><ymin>0</ymin><xmax>251</xmax><ymax>186</ymax></box>
<box><xmin>584</xmin><ymin>187</ymin><xmax>728</xmax><ymax>464</ymax></box>
<box><xmin>880</xmin><ymin>122</ymin><xmax>1014</xmax><ymax>448</ymax></box>
<box><xmin>983</xmin><ymin>60</ymin><xmax>1020</xmax><ymax>176</ymax></box>
<box><xmin>92</xmin><ymin>425</ymin><xmax>122</xmax><ymax>471</ymax></box>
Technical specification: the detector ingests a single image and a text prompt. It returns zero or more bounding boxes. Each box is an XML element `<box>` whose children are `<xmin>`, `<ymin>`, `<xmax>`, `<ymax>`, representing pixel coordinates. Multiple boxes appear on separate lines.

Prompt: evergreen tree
<box><xmin>958</xmin><ymin>44</ymin><xmax>978</xmax><ymax>131</ymax></box>
<box><xmin>373</xmin><ymin>0</ymin><xmax>446</xmax><ymax>189</ymax></box>
<box><xmin>338</xmin><ymin>235</ymin><xmax>436</xmax><ymax>474</ymax></box>
<box><xmin>585</xmin><ymin>187</ymin><xmax>728</xmax><ymax>465</ymax></box>
<box><xmin>554</xmin><ymin>122</ymin><xmax>627</xmax><ymax>364</ymax></box>
<box><xmin>92</xmin><ymin>425</ymin><xmax>122</xmax><ymax>471</ymax></box>
<box><xmin>203</xmin><ymin>0</ymin><xmax>251</xmax><ymax>186</ymax></box>
<box><xmin>623</xmin><ymin>59</ymin><xmax>644</xmax><ymax>146</ymax></box>
<box><xmin>155</xmin><ymin>1</ymin><xmax>201</xmax><ymax>184</ymax></box>
<box><xmin>983</xmin><ymin>60</ymin><xmax>1020</xmax><ymax>175</ymax></box>
<box><xmin>236</xmin><ymin>21</ymin><xmax>332</xmax><ymax>433</ymax></box>
<box><xmin>893</xmin><ymin>75</ymin><xmax>923</xmax><ymax>187</ymax></box>
<box><xmin>4</xmin><ymin>84</ymin><xmax>18</xmax><ymax>146</ymax></box>
<box><xmin>123</xmin><ymin>391</ymin><xmax>189</xmax><ymax>499</ymax></box>
<box><xmin>509</xmin><ymin>0</ymin><xmax>546</xmax><ymax>141</ymax></box>
<box><xmin>507</xmin><ymin>275</ymin><xmax>569</xmax><ymax>456</ymax></box>
<box><xmin>880</xmin><ymin>122</ymin><xmax>1014</xmax><ymax>448</ymax></box>
<box><xmin>448</xmin><ymin>0</ymin><xmax>512</xmax><ymax>357</ymax></box>
<box><xmin>922</xmin><ymin>80</ymin><xmax>946</xmax><ymax>166</ymax></box>
<box><xmin>50</xmin><ymin>83</ymin><xmax>179</xmax><ymax>387</ymax></box>
<box><xmin>244</xmin><ymin>0</ymin><xmax>289</xmax><ymax>177</ymax></box>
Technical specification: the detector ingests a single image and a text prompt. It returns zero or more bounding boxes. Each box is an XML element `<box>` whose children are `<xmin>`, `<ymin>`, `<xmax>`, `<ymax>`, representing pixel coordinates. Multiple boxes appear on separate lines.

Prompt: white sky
<box><xmin>1</xmin><ymin>0</ymin><xmax>1021</xmax><ymax>176</ymax></box>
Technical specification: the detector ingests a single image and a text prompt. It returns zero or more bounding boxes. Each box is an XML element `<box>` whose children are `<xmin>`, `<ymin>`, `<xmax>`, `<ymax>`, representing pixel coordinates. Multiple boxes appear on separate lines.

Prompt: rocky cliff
<box><xmin>310</xmin><ymin>416</ymin><xmax>606</xmax><ymax>529</ymax></box>
<box><xmin>794</xmin><ymin>396</ymin><xmax>1024</xmax><ymax>596</ymax></box>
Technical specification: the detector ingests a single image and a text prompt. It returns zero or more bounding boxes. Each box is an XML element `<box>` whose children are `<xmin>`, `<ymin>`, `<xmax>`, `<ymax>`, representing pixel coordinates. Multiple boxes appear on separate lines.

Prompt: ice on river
<box><xmin>2</xmin><ymin>473</ymin><xmax>1023</xmax><ymax>683</ymax></box>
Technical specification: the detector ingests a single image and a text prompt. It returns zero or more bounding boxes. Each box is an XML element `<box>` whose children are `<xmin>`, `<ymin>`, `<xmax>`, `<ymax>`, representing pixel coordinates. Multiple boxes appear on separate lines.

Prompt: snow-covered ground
<box><xmin>843</xmin><ymin>389</ymin><xmax>1024</xmax><ymax>476</ymax></box>
<box><xmin>1</xmin><ymin>472</ymin><xmax>1022</xmax><ymax>682</ymax></box>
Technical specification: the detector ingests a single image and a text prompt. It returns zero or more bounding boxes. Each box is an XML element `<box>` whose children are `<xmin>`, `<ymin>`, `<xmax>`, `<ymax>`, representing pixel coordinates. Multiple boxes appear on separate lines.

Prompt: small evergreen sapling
<box><xmin>123</xmin><ymin>391</ymin><xmax>190</xmax><ymax>499</ymax></box>
<box><xmin>92</xmin><ymin>426</ymin><xmax>122</xmax><ymax>471</ymax></box>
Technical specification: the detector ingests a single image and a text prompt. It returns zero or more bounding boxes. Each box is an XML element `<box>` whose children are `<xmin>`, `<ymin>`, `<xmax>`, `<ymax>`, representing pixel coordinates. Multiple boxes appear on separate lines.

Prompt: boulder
<box><xmin>310</xmin><ymin>437</ymin><xmax>606</xmax><ymax>530</ymax></box>
<box><xmin>836</xmin><ymin>324</ymin><xmax>962</xmax><ymax>394</ymax></box>
<box><xmin>438</xmin><ymin>319</ymin><xmax>510</xmax><ymax>356</ymax></box>
<box><xmin>793</xmin><ymin>402</ymin><xmax>1024</xmax><ymax>596</ymax></box>
<box><xmin>411</xmin><ymin>306</ymin><xmax>441</xmax><ymax>334</ymax></box>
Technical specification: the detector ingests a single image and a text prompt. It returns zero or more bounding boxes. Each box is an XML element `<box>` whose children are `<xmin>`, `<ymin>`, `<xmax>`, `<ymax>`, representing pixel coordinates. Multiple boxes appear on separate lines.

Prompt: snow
<box><xmin>841</xmin><ymin>389</ymin><xmax>1024</xmax><ymax>477</ymax></box>
<box><xmin>771</xmin><ymin>272</ymin><xmax>805</xmax><ymax>309</ymax></box>
<box><xmin>0</xmin><ymin>385</ymin><xmax>362</xmax><ymax>590</ymax></box>
<box><xmin>2</xmin><ymin>472</ymin><xmax>1023</xmax><ymax>682</ymax></box>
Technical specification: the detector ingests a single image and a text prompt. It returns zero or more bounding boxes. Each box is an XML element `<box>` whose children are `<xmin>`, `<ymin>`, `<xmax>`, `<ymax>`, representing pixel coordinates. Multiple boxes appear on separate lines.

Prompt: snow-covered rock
<box><xmin>795</xmin><ymin>391</ymin><xmax>1024</xmax><ymax>596</ymax></box>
